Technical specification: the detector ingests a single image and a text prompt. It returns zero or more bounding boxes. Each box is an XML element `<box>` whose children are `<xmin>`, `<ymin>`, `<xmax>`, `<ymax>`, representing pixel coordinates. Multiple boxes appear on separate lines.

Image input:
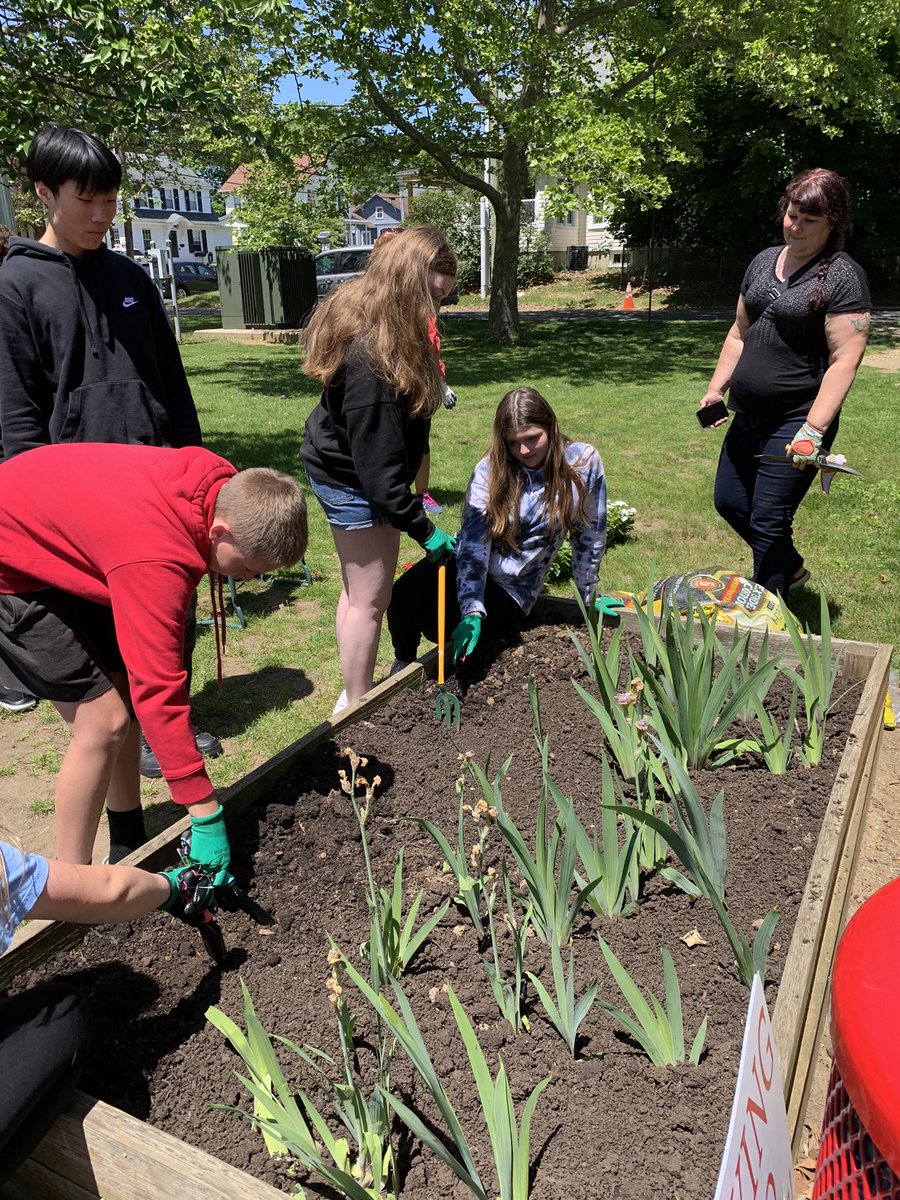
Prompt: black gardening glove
<box><xmin>159</xmin><ymin>862</ymin><xmax>218</xmax><ymax>926</ymax></box>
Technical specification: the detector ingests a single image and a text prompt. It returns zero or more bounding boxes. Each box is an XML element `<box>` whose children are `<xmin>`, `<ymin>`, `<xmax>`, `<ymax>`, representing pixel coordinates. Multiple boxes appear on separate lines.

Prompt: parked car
<box><xmin>314</xmin><ymin>246</ymin><xmax>372</xmax><ymax>297</ymax></box>
<box><xmin>313</xmin><ymin>244</ymin><xmax>459</xmax><ymax>304</ymax></box>
<box><xmin>143</xmin><ymin>258</ymin><xmax>218</xmax><ymax>300</ymax></box>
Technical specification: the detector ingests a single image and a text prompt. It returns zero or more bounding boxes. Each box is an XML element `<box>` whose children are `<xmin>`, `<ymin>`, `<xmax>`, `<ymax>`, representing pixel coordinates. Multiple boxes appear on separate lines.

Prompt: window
<box><xmin>343</xmin><ymin>249</ymin><xmax>371</xmax><ymax>272</ymax></box>
<box><xmin>374</xmin><ymin>206</ymin><xmax>384</xmax><ymax>219</ymax></box>
<box><xmin>315</xmin><ymin>252</ymin><xmax>339</xmax><ymax>275</ymax></box>
<box><xmin>558</xmin><ymin>211</ymin><xmax>575</xmax><ymax>226</ymax></box>
<box><xmin>108</xmin><ymin>226</ymin><xmax>120</xmax><ymax>245</ymax></box>
<box><xmin>173</xmin><ymin>188</ymin><xmax>181</xmax><ymax>210</ymax></box>
<box><xmin>142</xmin><ymin>229</ymin><xmax>153</xmax><ymax>250</ymax></box>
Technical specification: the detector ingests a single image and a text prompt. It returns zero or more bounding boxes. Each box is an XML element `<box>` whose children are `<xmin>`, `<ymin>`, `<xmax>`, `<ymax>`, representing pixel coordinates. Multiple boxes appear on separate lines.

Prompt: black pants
<box><xmin>387</xmin><ymin>559</ymin><xmax>524</xmax><ymax>662</ymax></box>
<box><xmin>0</xmin><ymin>984</ymin><xmax>92</xmax><ymax>1182</ymax></box>
<box><xmin>713</xmin><ymin>411</ymin><xmax>838</xmax><ymax>600</ymax></box>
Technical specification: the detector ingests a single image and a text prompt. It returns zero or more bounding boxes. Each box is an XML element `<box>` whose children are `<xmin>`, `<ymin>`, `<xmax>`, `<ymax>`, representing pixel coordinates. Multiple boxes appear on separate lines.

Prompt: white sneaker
<box><xmin>389</xmin><ymin>659</ymin><xmax>412</xmax><ymax>676</ymax></box>
<box><xmin>332</xmin><ymin>689</ymin><xmax>349</xmax><ymax>715</ymax></box>
<box><xmin>0</xmin><ymin>689</ymin><xmax>38</xmax><ymax>713</ymax></box>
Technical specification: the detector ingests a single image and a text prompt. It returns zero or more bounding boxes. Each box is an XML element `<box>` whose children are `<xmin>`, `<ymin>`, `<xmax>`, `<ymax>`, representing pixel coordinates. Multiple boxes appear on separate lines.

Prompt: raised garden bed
<box><xmin>3</xmin><ymin>600</ymin><xmax>890</xmax><ymax>1200</ymax></box>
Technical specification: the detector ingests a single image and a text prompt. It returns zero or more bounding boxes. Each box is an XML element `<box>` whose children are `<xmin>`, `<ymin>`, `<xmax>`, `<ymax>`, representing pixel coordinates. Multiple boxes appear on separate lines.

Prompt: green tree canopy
<box><xmin>610</xmin><ymin>78</ymin><xmax>900</xmax><ymax>287</ymax></box>
<box><xmin>0</xmin><ymin>0</ymin><xmax>290</xmax><ymax>159</ymax></box>
<box><xmin>282</xmin><ymin>0</ymin><xmax>900</xmax><ymax>341</ymax></box>
<box><xmin>231</xmin><ymin>159</ymin><xmax>345</xmax><ymax>251</ymax></box>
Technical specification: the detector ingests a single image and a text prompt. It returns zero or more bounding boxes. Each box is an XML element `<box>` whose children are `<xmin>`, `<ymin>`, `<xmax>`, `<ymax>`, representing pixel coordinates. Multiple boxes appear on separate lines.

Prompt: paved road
<box><xmin>446</xmin><ymin>307</ymin><xmax>900</xmax><ymax>324</ymax></box>
<box><xmin>181</xmin><ymin>305</ymin><xmax>899</xmax><ymax>325</ymax></box>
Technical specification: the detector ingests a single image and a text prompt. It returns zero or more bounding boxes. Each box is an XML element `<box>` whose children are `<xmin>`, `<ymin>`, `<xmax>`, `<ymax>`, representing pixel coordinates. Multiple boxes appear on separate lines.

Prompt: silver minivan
<box><xmin>314</xmin><ymin>246</ymin><xmax>373</xmax><ymax>297</ymax></box>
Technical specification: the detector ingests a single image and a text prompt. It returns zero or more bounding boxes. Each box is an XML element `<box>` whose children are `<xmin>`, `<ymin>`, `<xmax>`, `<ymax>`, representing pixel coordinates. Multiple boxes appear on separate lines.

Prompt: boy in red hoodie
<box><xmin>0</xmin><ymin>442</ymin><xmax>308</xmax><ymax>874</ymax></box>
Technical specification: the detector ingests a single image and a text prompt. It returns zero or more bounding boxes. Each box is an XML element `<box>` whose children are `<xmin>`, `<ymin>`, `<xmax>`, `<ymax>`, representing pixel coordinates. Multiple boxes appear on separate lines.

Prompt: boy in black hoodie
<box><xmin>0</xmin><ymin>126</ymin><xmax>221</xmax><ymax>858</ymax></box>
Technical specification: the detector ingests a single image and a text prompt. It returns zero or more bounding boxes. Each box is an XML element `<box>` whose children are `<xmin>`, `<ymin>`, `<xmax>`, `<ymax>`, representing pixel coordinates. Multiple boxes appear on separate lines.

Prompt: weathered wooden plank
<box><xmin>771</xmin><ymin>641</ymin><xmax>891</xmax><ymax>1145</ymax></box>
<box><xmin>2</xmin><ymin>1155</ymin><xmax>99</xmax><ymax>1200</ymax></box>
<box><xmin>784</xmin><ymin>707</ymin><xmax>882</xmax><ymax>1155</ymax></box>
<box><xmin>6</xmin><ymin>1090</ymin><xmax>283</xmax><ymax>1200</ymax></box>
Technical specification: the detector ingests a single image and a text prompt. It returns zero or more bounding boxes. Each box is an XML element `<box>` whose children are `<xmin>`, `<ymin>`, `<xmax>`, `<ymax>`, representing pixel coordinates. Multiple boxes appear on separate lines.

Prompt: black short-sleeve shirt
<box><xmin>727</xmin><ymin>246</ymin><xmax>871</xmax><ymax>420</ymax></box>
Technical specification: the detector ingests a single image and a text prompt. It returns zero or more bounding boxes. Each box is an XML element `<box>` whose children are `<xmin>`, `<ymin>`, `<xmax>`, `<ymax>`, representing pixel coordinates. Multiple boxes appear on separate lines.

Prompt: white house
<box><xmin>532</xmin><ymin>176</ymin><xmax>628</xmax><ymax>270</ymax></box>
<box><xmin>108</xmin><ymin>158</ymin><xmax>233</xmax><ymax>261</ymax></box>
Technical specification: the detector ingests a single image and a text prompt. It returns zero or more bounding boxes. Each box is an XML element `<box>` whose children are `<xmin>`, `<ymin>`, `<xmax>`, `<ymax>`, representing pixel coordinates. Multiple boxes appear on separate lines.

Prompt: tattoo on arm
<box><xmin>849</xmin><ymin>312</ymin><xmax>871</xmax><ymax>333</ymax></box>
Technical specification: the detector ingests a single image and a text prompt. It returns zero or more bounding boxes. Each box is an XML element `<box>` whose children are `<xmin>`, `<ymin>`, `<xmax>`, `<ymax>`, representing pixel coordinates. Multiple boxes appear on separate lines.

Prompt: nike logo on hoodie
<box><xmin>122</xmin><ymin>297</ymin><xmax>139</xmax><ymax>308</ymax></box>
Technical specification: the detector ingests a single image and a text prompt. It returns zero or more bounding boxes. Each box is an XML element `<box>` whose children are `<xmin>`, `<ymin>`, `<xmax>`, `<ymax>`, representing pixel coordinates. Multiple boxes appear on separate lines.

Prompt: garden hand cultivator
<box><xmin>434</xmin><ymin>563</ymin><xmax>460</xmax><ymax>730</ymax></box>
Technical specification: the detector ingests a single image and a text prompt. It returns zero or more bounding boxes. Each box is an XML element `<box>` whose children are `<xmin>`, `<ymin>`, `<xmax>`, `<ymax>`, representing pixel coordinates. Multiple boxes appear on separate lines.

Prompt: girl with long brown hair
<box><xmin>387</xmin><ymin>387</ymin><xmax>607</xmax><ymax>667</ymax></box>
<box><xmin>698</xmin><ymin>168</ymin><xmax>870</xmax><ymax>598</ymax></box>
<box><xmin>300</xmin><ymin>225</ymin><xmax>458</xmax><ymax>711</ymax></box>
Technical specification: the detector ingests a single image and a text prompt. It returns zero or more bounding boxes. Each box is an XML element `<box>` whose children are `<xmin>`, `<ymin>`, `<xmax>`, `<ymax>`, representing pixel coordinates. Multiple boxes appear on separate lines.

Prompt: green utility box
<box><xmin>216</xmin><ymin>248</ymin><xmax>317</xmax><ymax>329</ymax></box>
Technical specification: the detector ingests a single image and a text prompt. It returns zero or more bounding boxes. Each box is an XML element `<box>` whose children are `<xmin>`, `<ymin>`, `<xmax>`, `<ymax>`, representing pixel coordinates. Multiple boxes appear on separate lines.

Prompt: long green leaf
<box><xmin>339</xmin><ymin>952</ymin><xmax>486</xmax><ymax>1195</ymax></box>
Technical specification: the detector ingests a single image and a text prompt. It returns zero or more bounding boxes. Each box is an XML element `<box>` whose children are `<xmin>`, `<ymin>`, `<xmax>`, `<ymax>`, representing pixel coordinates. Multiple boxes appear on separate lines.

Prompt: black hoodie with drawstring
<box><xmin>0</xmin><ymin>238</ymin><xmax>202</xmax><ymax>462</ymax></box>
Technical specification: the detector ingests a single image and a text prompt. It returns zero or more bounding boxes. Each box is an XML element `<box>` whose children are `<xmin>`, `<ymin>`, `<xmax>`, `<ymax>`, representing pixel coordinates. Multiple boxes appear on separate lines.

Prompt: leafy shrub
<box><xmin>404</xmin><ymin>189</ymin><xmax>481</xmax><ymax>291</ymax></box>
<box><xmin>517</xmin><ymin>226</ymin><xmax>555</xmax><ymax>288</ymax></box>
<box><xmin>546</xmin><ymin>500</ymin><xmax>636</xmax><ymax>583</ymax></box>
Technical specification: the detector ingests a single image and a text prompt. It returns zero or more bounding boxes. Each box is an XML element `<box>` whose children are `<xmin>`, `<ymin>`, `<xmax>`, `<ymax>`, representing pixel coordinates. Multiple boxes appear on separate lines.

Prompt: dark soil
<box><xmin>16</xmin><ymin>616</ymin><xmax>862</xmax><ymax>1200</ymax></box>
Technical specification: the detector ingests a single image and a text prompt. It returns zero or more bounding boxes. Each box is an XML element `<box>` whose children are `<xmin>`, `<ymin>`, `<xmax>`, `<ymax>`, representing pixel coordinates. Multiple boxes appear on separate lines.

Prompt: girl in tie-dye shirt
<box><xmin>388</xmin><ymin>387</ymin><xmax>606</xmax><ymax>667</ymax></box>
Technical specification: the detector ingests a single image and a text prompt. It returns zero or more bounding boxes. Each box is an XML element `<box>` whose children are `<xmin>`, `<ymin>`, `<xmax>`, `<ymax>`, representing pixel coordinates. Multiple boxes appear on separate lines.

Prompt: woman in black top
<box><xmin>300</xmin><ymin>225</ymin><xmax>457</xmax><ymax>711</ymax></box>
<box><xmin>698</xmin><ymin>168</ymin><xmax>870</xmax><ymax>599</ymax></box>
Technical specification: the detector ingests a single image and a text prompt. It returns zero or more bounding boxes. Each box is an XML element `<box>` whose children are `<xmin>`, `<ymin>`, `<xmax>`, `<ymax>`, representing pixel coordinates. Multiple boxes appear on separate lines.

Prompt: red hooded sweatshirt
<box><xmin>0</xmin><ymin>443</ymin><xmax>236</xmax><ymax>805</ymax></box>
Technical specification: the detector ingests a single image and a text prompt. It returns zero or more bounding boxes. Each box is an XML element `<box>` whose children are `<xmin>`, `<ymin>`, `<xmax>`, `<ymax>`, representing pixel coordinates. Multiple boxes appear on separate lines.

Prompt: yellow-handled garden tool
<box><xmin>434</xmin><ymin>564</ymin><xmax>460</xmax><ymax>731</ymax></box>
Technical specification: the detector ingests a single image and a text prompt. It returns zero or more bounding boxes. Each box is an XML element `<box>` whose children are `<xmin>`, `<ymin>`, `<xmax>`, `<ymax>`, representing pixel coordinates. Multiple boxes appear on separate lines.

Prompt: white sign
<box><xmin>714</xmin><ymin>974</ymin><xmax>794</xmax><ymax>1200</ymax></box>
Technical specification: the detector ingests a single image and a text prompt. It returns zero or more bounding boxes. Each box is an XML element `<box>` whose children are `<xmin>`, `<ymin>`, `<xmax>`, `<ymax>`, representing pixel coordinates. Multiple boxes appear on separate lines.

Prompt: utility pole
<box><xmin>479</xmin><ymin>108</ymin><xmax>491</xmax><ymax>300</ymax></box>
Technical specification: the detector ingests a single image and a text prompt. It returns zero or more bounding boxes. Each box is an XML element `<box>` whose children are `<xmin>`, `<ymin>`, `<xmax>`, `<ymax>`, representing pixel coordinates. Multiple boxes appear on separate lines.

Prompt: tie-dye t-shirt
<box><xmin>456</xmin><ymin>442</ymin><xmax>606</xmax><ymax>618</ymax></box>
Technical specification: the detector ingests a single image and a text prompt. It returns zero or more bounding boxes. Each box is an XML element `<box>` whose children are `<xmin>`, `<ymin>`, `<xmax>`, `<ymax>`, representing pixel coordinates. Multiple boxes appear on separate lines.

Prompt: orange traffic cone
<box><xmin>624</xmin><ymin>280</ymin><xmax>635</xmax><ymax>311</ymax></box>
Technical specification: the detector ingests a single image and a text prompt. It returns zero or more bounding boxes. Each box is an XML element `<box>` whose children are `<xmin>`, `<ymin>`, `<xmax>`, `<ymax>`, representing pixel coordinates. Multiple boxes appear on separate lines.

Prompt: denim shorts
<box><xmin>305</xmin><ymin>471</ymin><xmax>388</xmax><ymax>531</ymax></box>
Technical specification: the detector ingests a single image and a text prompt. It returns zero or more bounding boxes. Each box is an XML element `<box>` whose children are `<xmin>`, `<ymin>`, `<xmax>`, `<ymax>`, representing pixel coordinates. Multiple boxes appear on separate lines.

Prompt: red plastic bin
<box><xmin>813</xmin><ymin>878</ymin><xmax>900</xmax><ymax>1199</ymax></box>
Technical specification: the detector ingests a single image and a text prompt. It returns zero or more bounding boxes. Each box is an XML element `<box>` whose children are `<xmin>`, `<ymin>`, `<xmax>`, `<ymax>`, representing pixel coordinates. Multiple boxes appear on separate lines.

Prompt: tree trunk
<box><xmin>488</xmin><ymin>200</ymin><xmax>521</xmax><ymax>344</ymax></box>
<box><xmin>487</xmin><ymin>141</ymin><xmax>529</xmax><ymax>344</ymax></box>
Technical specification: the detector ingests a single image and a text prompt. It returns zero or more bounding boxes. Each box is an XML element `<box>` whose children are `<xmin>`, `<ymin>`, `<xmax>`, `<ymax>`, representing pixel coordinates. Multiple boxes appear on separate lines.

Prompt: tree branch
<box><xmin>610</xmin><ymin>38</ymin><xmax>700</xmax><ymax>100</ymax></box>
<box><xmin>555</xmin><ymin>0</ymin><xmax>646</xmax><ymax>37</ymax></box>
<box><xmin>356</xmin><ymin>65</ymin><xmax>502</xmax><ymax>204</ymax></box>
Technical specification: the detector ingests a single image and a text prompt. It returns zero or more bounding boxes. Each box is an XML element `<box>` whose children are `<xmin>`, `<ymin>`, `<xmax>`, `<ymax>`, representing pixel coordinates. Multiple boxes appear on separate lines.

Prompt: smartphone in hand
<box><xmin>696</xmin><ymin>400</ymin><xmax>729</xmax><ymax>428</ymax></box>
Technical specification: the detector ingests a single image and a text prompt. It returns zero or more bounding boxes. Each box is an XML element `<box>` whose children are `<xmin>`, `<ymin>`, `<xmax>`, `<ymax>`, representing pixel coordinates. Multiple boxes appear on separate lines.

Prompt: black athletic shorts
<box><xmin>0</xmin><ymin>589</ymin><xmax>126</xmax><ymax>704</ymax></box>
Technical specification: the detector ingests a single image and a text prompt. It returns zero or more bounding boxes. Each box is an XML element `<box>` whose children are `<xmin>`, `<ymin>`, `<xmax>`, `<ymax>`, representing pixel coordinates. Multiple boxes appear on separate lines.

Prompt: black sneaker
<box><xmin>140</xmin><ymin>736</ymin><xmax>163</xmax><ymax>779</ymax></box>
<box><xmin>194</xmin><ymin>726</ymin><xmax>223</xmax><ymax>759</ymax></box>
<box><xmin>0</xmin><ymin>689</ymin><xmax>38</xmax><ymax>713</ymax></box>
<box><xmin>140</xmin><ymin>727</ymin><xmax>223</xmax><ymax>778</ymax></box>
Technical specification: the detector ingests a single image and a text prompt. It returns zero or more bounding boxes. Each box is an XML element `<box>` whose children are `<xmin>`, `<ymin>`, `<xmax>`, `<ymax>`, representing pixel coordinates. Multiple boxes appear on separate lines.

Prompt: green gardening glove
<box><xmin>185</xmin><ymin>804</ymin><xmax>231</xmax><ymax>887</ymax></box>
<box><xmin>452</xmin><ymin>613</ymin><xmax>483</xmax><ymax>662</ymax></box>
<box><xmin>422</xmin><ymin>527</ymin><xmax>457</xmax><ymax>564</ymax></box>
<box><xmin>787</xmin><ymin>420</ymin><xmax>824</xmax><ymax>467</ymax></box>
<box><xmin>159</xmin><ymin>862</ymin><xmax>217</xmax><ymax>923</ymax></box>
<box><xmin>595</xmin><ymin>594</ymin><xmax>626</xmax><ymax>627</ymax></box>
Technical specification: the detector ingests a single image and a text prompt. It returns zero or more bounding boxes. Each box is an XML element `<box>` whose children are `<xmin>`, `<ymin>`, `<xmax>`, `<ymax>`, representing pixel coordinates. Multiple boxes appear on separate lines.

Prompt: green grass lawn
<box><xmin>172</xmin><ymin>316</ymin><xmax>899</xmax><ymax>793</ymax></box>
<box><xmin>455</xmin><ymin>269</ymin><xmax>739</xmax><ymax>312</ymax></box>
